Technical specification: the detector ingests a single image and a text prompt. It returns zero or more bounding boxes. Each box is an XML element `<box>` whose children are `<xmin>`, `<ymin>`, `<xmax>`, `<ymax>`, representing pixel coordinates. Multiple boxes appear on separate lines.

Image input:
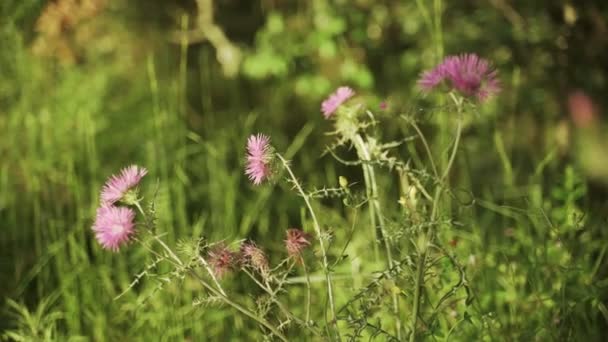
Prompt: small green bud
<box><xmin>339</xmin><ymin>176</ymin><xmax>348</xmax><ymax>189</ymax></box>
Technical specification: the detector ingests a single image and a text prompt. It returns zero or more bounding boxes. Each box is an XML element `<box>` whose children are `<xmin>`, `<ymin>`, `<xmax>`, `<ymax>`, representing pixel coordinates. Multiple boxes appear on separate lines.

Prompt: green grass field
<box><xmin>1</xmin><ymin>1</ymin><xmax>607</xmax><ymax>341</ymax></box>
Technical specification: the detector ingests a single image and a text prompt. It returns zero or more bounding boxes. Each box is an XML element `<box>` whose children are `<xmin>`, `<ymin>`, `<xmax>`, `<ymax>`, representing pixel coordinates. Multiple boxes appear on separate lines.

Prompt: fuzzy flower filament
<box><xmin>245</xmin><ymin>134</ymin><xmax>274</xmax><ymax>185</ymax></box>
<box><xmin>207</xmin><ymin>244</ymin><xmax>238</xmax><ymax>278</ymax></box>
<box><xmin>418</xmin><ymin>53</ymin><xmax>500</xmax><ymax>102</ymax></box>
<box><xmin>321</xmin><ymin>86</ymin><xmax>355</xmax><ymax>119</ymax></box>
<box><xmin>285</xmin><ymin>228</ymin><xmax>312</xmax><ymax>258</ymax></box>
<box><xmin>92</xmin><ymin>206</ymin><xmax>136</xmax><ymax>252</ymax></box>
<box><xmin>100</xmin><ymin>165</ymin><xmax>148</xmax><ymax>206</ymax></box>
<box><xmin>240</xmin><ymin>241</ymin><xmax>269</xmax><ymax>276</ymax></box>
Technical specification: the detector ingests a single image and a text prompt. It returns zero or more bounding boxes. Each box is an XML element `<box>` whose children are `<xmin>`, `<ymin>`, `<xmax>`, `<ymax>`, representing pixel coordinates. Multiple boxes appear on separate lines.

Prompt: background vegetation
<box><xmin>1</xmin><ymin>0</ymin><xmax>607</xmax><ymax>340</ymax></box>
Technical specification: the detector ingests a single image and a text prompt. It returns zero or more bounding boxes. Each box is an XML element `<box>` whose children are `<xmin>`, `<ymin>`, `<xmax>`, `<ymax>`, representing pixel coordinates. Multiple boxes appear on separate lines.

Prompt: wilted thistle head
<box><xmin>321</xmin><ymin>86</ymin><xmax>355</xmax><ymax>119</ymax></box>
<box><xmin>100</xmin><ymin>165</ymin><xmax>147</xmax><ymax>206</ymax></box>
<box><xmin>207</xmin><ymin>244</ymin><xmax>238</xmax><ymax>278</ymax></box>
<box><xmin>285</xmin><ymin>228</ymin><xmax>312</xmax><ymax>257</ymax></box>
<box><xmin>245</xmin><ymin>134</ymin><xmax>274</xmax><ymax>185</ymax></box>
<box><xmin>92</xmin><ymin>206</ymin><xmax>136</xmax><ymax>252</ymax></box>
<box><xmin>240</xmin><ymin>241</ymin><xmax>269</xmax><ymax>276</ymax></box>
<box><xmin>418</xmin><ymin>53</ymin><xmax>500</xmax><ymax>102</ymax></box>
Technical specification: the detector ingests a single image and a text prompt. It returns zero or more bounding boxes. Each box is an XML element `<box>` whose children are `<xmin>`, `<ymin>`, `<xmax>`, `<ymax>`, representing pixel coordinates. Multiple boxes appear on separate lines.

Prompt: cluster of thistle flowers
<box><xmin>91</xmin><ymin>165</ymin><xmax>148</xmax><ymax>251</ymax></box>
<box><xmin>246</xmin><ymin>52</ymin><xmax>500</xmax><ymax>182</ymax></box>
<box><xmin>91</xmin><ymin>166</ymin><xmax>314</xmax><ymax>275</ymax></box>
<box><xmin>205</xmin><ymin>229</ymin><xmax>312</xmax><ymax>279</ymax></box>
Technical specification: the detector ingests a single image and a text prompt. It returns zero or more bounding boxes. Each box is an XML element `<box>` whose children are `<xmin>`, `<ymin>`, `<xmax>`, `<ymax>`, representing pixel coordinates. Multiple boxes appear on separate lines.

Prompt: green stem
<box><xmin>352</xmin><ymin>134</ymin><xmax>401</xmax><ymax>338</ymax></box>
<box><xmin>361</xmin><ymin>157</ymin><xmax>380</xmax><ymax>261</ymax></box>
<box><xmin>134</xmin><ymin>201</ymin><xmax>182</xmax><ymax>266</ymax></box>
<box><xmin>409</xmin><ymin>105</ymin><xmax>463</xmax><ymax>342</ymax></box>
<box><xmin>301</xmin><ymin>255</ymin><xmax>312</xmax><ymax>323</ymax></box>
<box><xmin>409</xmin><ymin>248</ymin><xmax>427</xmax><ymax>342</ymax></box>
<box><xmin>277</xmin><ymin>154</ymin><xmax>341</xmax><ymax>341</ymax></box>
<box><xmin>242</xmin><ymin>268</ymin><xmax>320</xmax><ymax>336</ymax></box>
<box><xmin>410</xmin><ymin>121</ymin><xmax>439</xmax><ymax>180</ymax></box>
<box><xmin>189</xmin><ymin>270</ymin><xmax>289</xmax><ymax>342</ymax></box>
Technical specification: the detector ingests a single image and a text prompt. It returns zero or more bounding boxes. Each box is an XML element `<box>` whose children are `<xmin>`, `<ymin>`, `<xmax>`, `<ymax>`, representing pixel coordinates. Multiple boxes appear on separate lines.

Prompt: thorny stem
<box><xmin>242</xmin><ymin>268</ymin><xmax>321</xmax><ymax>336</ymax></box>
<box><xmin>409</xmin><ymin>98</ymin><xmax>463</xmax><ymax>342</ymax></box>
<box><xmin>131</xmin><ymin>202</ymin><xmax>287</xmax><ymax>341</ymax></box>
<box><xmin>134</xmin><ymin>201</ymin><xmax>182</xmax><ymax>266</ymax></box>
<box><xmin>352</xmin><ymin>133</ymin><xmax>401</xmax><ymax>339</ymax></box>
<box><xmin>276</xmin><ymin>153</ymin><xmax>341</xmax><ymax>341</ymax></box>
<box><xmin>189</xmin><ymin>270</ymin><xmax>289</xmax><ymax>342</ymax></box>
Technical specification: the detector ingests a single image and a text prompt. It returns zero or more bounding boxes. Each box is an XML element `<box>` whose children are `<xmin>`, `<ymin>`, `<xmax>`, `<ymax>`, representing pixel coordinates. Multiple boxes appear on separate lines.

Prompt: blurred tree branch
<box><xmin>169</xmin><ymin>0</ymin><xmax>241</xmax><ymax>77</ymax></box>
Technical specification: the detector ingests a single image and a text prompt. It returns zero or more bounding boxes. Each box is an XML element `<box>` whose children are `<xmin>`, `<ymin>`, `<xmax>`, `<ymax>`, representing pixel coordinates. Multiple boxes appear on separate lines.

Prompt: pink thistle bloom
<box><xmin>285</xmin><ymin>228</ymin><xmax>312</xmax><ymax>258</ymax></box>
<box><xmin>207</xmin><ymin>244</ymin><xmax>238</xmax><ymax>278</ymax></box>
<box><xmin>321</xmin><ymin>86</ymin><xmax>355</xmax><ymax>118</ymax></box>
<box><xmin>245</xmin><ymin>134</ymin><xmax>273</xmax><ymax>185</ymax></box>
<box><xmin>568</xmin><ymin>90</ymin><xmax>597</xmax><ymax>128</ymax></box>
<box><xmin>240</xmin><ymin>241</ymin><xmax>269</xmax><ymax>276</ymax></box>
<box><xmin>92</xmin><ymin>206</ymin><xmax>136</xmax><ymax>252</ymax></box>
<box><xmin>100</xmin><ymin>165</ymin><xmax>148</xmax><ymax>206</ymax></box>
<box><xmin>418</xmin><ymin>53</ymin><xmax>500</xmax><ymax>102</ymax></box>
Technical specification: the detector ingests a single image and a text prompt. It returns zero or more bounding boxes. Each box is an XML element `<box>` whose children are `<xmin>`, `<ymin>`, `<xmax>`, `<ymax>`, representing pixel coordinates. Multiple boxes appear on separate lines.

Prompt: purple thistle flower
<box><xmin>285</xmin><ymin>228</ymin><xmax>312</xmax><ymax>258</ymax></box>
<box><xmin>92</xmin><ymin>206</ymin><xmax>136</xmax><ymax>252</ymax></box>
<box><xmin>245</xmin><ymin>134</ymin><xmax>273</xmax><ymax>185</ymax></box>
<box><xmin>100</xmin><ymin>165</ymin><xmax>147</xmax><ymax>206</ymax></box>
<box><xmin>240</xmin><ymin>241</ymin><xmax>269</xmax><ymax>276</ymax></box>
<box><xmin>207</xmin><ymin>244</ymin><xmax>238</xmax><ymax>278</ymax></box>
<box><xmin>418</xmin><ymin>53</ymin><xmax>500</xmax><ymax>102</ymax></box>
<box><xmin>321</xmin><ymin>86</ymin><xmax>355</xmax><ymax>118</ymax></box>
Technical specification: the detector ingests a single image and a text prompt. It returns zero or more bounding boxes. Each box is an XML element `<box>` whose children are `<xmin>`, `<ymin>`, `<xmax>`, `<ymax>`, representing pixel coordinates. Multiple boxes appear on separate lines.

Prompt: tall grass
<box><xmin>2</xmin><ymin>1</ymin><xmax>608</xmax><ymax>341</ymax></box>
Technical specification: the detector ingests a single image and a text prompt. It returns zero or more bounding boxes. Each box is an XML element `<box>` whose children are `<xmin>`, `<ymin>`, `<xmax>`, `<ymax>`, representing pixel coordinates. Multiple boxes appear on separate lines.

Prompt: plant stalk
<box><xmin>277</xmin><ymin>154</ymin><xmax>341</xmax><ymax>341</ymax></box>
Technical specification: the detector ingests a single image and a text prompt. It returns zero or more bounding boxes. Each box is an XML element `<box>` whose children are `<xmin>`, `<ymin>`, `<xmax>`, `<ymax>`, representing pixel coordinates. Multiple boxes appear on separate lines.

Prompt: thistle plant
<box><xmin>88</xmin><ymin>52</ymin><xmax>501</xmax><ymax>341</ymax></box>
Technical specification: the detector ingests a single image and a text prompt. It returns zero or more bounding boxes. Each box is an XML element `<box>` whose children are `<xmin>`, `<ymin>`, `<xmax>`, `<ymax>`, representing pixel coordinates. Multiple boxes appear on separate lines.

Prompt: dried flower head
<box><xmin>285</xmin><ymin>228</ymin><xmax>312</xmax><ymax>257</ymax></box>
<box><xmin>92</xmin><ymin>206</ymin><xmax>136</xmax><ymax>252</ymax></box>
<box><xmin>321</xmin><ymin>86</ymin><xmax>355</xmax><ymax>119</ymax></box>
<box><xmin>100</xmin><ymin>165</ymin><xmax>148</xmax><ymax>206</ymax></box>
<box><xmin>245</xmin><ymin>134</ymin><xmax>274</xmax><ymax>185</ymax></box>
<box><xmin>418</xmin><ymin>53</ymin><xmax>500</xmax><ymax>102</ymax></box>
<box><xmin>207</xmin><ymin>244</ymin><xmax>238</xmax><ymax>278</ymax></box>
<box><xmin>240</xmin><ymin>241</ymin><xmax>269</xmax><ymax>276</ymax></box>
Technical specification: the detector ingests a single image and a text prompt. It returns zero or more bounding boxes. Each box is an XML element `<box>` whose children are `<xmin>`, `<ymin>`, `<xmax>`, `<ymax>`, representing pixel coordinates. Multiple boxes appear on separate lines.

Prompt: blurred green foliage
<box><xmin>1</xmin><ymin>0</ymin><xmax>607</xmax><ymax>340</ymax></box>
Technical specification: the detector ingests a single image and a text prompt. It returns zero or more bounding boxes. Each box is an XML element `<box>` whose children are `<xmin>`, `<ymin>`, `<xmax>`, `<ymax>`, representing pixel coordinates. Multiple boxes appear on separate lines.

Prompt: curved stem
<box><xmin>276</xmin><ymin>154</ymin><xmax>341</xmax><ymax>341</ymax></box>
<box><xmin>189</xmin><ymin>270</ymin><xmax>289</xmax><ymax>342</ymax></box>
<box><xmin>134</xmin><ymin>201</ymin><xmax>182</xmax><ymax>266</ymax></box>
<box><xmin>242</xmin><ymin>268</ymin><xmax>321</xmax><ymax>336</ymax></box>
<box><xmin>410</xmin><ymin>120</ymin><xmax>439</xmax><ymax>180</ymax></box>
<box><xmin>441</xmin><ymin>118</ymin><xmax>462</xmax><ymax>183</ymax></box>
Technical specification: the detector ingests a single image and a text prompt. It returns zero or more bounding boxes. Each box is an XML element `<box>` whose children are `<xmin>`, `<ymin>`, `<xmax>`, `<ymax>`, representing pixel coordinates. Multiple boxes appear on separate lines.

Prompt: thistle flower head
<box><xmin>418</xmin><ymin>53</ymin><xmax>500</xmax><ymax>102</ymax></box>
<box><xmin>568</xmin><ymin>90</ymin><xmax>597</xmax><ymax>128</ymax></box>
<box><xmin>321</xmin><ymin>86</ymin><xmax>355</xmax><ymax>119</ymax></box>
<box><xmin>245</xmin><ymin>134</ymin><xmax>274</xmax><ymax>185</ymax></box>
<box><xmin>207</xmin><ymin>244</ymin><xmax>238</xmax><ymax>278</ymax></box>
<box><xmin>92</xmin><ymin>206</ymin><xmax>136</xmax><ymax>252</ymax></box>
<box><xmin>240</xmin><ymin>241</ymin><xmax>269</xmax><ymax>275</ymax></box>
<box><xmin>100</xmin><ymin>165</ymin><xmax>147</xmax><ymax>206</ymax></box>
<box><xmin>285</xmin><ymin>228</ymin><xmax>312</xmax><ymax>257</ymax></box>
